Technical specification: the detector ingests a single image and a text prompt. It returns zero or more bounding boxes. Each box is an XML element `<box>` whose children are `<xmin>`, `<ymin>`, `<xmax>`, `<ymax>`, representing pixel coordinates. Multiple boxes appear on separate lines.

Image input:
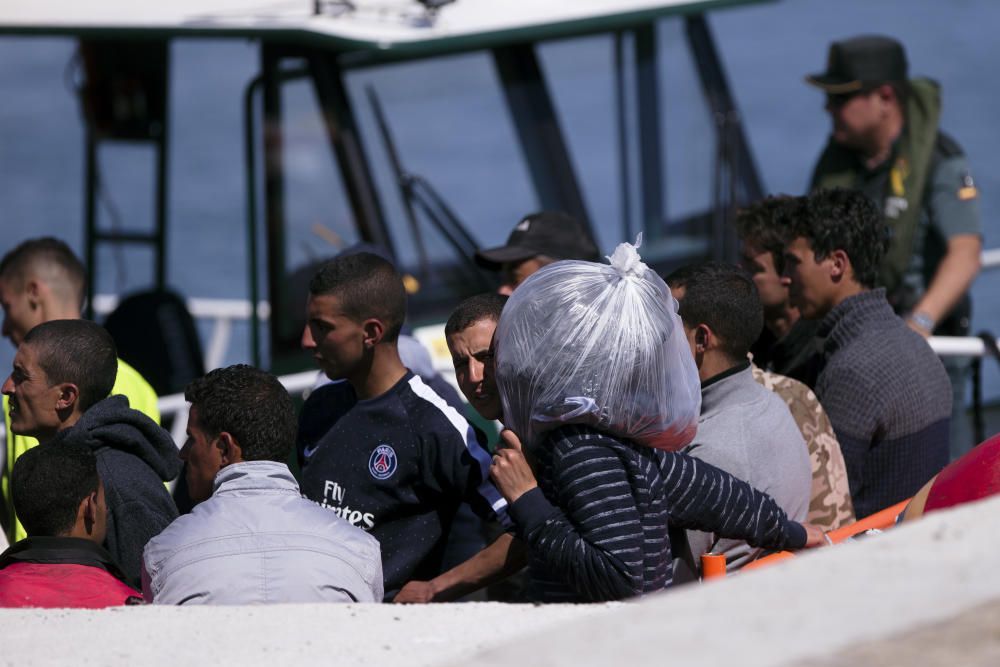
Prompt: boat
<box><xmin>1</xmin><ymin>0</ymin><xmax>998</xmax><ymax>445</ymax></box>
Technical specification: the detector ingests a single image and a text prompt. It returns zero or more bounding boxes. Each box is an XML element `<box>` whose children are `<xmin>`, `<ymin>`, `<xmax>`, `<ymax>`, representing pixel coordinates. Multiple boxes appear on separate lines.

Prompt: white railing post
<box><xmin>204</xmin><ymin>317</ymin><xmax>233</xmax><ymax>371</ymax></box>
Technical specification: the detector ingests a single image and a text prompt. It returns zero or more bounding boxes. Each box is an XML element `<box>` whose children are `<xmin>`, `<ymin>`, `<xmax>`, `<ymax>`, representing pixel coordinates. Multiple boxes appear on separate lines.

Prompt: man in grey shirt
<box><xmin>143</xmin><ymin>365</ymin><xmax>383</xmax><ymax>604</ymax></box>
<box><xmin>666</xmin><ymin>262</ymin><xmax>811</xmax><ymax>581</ymax></box>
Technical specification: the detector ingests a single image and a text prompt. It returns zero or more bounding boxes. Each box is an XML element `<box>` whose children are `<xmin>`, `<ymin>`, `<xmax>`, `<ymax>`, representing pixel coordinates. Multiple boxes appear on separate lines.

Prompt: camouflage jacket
<box><xmin>752</xmin><ymin>365</ymin><xmax>855</xmax><ymax>531</ymax></box>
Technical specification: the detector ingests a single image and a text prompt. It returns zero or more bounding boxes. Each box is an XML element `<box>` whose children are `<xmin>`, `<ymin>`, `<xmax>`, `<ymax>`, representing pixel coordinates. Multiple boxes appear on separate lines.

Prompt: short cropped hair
<box><xmin>445</xmin><ymin>293</ymin><xmax>508</xmax><ymax>337</ymax></box>
<box><xmin>665</xmin><ymin>261</ymin><xmax>763</xmax><ymax>362</ymax></box>
<box><xmin>22</xmin><ymin>320</ymin><xmax>117</xmax><ymax>411</ymax></box>
<box><xmin>0</xmin><ymin>237</ymin><xmax>86</xmax><ymax>309</ymax></box>
<box><xmin>308</xmin><ymin>252</ymin><xmax>406</xmax><ymax>343</ymax></box>
<box><xmin>12</xmin><ymin>435</ymin><xmax>99</xmax><ymax>537</ymax></box>
<box><xmin>185</xmin><ymin>365</ymin><xmax>296</xmax><ymax>463</ymax></box>
<box><xmin>734</xmin><ymin>195</ymin><xmax>805</xmax><ymax>275</ymax></box>
<box><xmin>793</xmin><ymin>188</ymin><xmax>890</xmax><ymax>289</ymax></box>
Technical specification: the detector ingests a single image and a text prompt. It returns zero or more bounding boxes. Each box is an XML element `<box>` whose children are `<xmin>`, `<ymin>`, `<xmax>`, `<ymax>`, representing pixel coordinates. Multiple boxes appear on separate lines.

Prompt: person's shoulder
<box><xmin>397</xmin><ymin>375</ymin><xmax>472</xmax><ymax>442</ymax></box>
<box><xmin>549</xmin><ymin>425</ymin><xmax>653</xmax><ymax>462</ymax></box>
<box><xmin>933</xmin><ymin>130</ymin><xmax>966</xmax><ymax>161</ymax></box>
<box><xmin>549</xmin><ymin>424</ymin><xmax>619</xmax><ymax>447</ymax></box>
<box><xmin>143</xmin><ymin>507</ymin><xmax>206</xmax><ymax>561</ymax></box>
<box><xmin>95</xmin><ymin>448</ymin><xmax>176</xmax><ymax>508</ymax></box>
<box><xmin>113</xmin><ymin>358</ymin><xmax>160</xmax><ymax>423</ymax></box>
<box><xmin>302</xmin><ymin>379</ymin><xmax>355</xmax><ymax>411</ymax></box>
<box><xmin>816</xmin><ymin>349</ymin><xmax>879</xmax><ymax>400</ymax></box>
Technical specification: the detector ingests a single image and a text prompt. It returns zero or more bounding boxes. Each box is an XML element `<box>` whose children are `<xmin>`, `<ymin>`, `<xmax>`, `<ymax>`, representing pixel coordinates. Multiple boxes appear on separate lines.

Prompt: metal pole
<box><xmin>153</xmin><ymin>47</ymin><xmax>170</xmax><ymax>290</ymax></box>
<box><xmin>83</xmin><ymin>131</ymin><xmax>98</xmax><ymax>319</ymax></box>
<box><xmin>685</xmin><ymin>14</ymin><xmax>765</xmax><ymax>204</ymax></box>
<box><xmin>261</xmin><ymin>44</ymin><xmax>286</xmax><ymax>369</ymax></box>
<box><xmin>493</xmin><ymin>44</ymin><xmax>594</xmax><ymax>239</ymax></box>
<box><xmin>243</xmin><ymin>73</ymin><xmax>263</xmax><ymax>368</ymax></box>
<box><xmin>307</xmin><ymin>50</ymin><xmax>392</xmax><ymax>252</ymax></box>
<box><xmin>635</xmin><ymin>24</ymin><xmax>664</xmax><ymax>242</ymax></box>
<box><xmin>614</xmin><ymin>31</ymin><xmax>633</xmax><ymax>243</ymax></box>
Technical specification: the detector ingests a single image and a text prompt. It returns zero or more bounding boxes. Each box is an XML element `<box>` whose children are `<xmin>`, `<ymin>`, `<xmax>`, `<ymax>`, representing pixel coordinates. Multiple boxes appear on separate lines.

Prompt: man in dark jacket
<box><xmin>0</xmin><ymin>434</ymin><xmax>140</xmax><ymax>607</ymax></box>
<box><xmin>1</xmin><ymin>319</ymin><xmax>179</xmax><ymax>583</ymax></box>
<box><xmin>297</xmin><ymin>253</ymin><xmax>508</xmax><ymax>600</ymax></box>
<box><xmin>782</xmin><ymin>189</ymin><xmax>952</xmax><ymax>518</ymax></box>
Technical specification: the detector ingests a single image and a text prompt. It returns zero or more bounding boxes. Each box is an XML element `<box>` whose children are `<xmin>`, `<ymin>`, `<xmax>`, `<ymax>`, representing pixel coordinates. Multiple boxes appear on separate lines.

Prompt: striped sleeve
<box><xmin>662</xmin><ymin>452</ymin><xmax>807</xmax><ymax>550</ymax></box>
<box><xmin>507</xmin><ymin>439</ymin><xmax>646</xmax><ymax>601</ymax></box>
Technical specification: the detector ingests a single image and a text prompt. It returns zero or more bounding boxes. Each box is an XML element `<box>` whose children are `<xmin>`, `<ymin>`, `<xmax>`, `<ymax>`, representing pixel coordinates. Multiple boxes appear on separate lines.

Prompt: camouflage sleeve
<box><xmin>752</xmin><ymin>366</ymin><xmax>855</xmax><ymax>531</ymax></box>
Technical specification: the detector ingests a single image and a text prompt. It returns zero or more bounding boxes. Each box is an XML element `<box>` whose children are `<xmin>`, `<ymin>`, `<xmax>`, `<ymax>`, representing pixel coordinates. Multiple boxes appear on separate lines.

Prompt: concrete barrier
<box><xmin>456</xmin><ymin>494</ymin><xmax>1000</xmax><ymax>667</ymax></box>
<box><xmin>3</xmin><ymin>494</ymin><xmax>999</xmax><ymax>666</ymax></box>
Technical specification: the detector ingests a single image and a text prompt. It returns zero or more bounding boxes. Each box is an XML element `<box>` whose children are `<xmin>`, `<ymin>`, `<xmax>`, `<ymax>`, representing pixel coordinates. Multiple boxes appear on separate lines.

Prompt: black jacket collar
<box><xmin>0</xmin><ymin>536</ymin><xmax>129</xmax><ymax>583</ymax></box>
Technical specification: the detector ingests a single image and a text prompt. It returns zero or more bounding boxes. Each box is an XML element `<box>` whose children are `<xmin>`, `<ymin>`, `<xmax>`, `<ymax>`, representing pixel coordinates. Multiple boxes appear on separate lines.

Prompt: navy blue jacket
<box><xmin>298</xmin><ymin>372</ymin><xmax>507</xmax><ymax>599</ymax></box>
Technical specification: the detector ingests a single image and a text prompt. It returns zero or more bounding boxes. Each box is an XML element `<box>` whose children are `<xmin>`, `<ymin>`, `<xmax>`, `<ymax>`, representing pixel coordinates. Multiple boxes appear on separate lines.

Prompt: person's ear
<box><xmin>694</xmin><ymin>324</ymin><xmax>711</xmax><ymax>353</ymax></box>
<box><xmin>362</xmin><ymin>318</ymin><xmax>386</xmax><ymax>349</ymax></box>
<box><xmin>55</xmin><ymin>383</ymin><xmax>80</xmax><ymax>411</ymax></box>
<box><xmin>217</xmin><ymin>431</ymin><xmax>243</xmax><ymax>465</ymax></box>
<box><xmin>25</xmin><ymin>279</ymin><xmax>42</xmax><ymax>309</ymax></box>
<box><xmin>829</xmin><ymin>249</ymin><xmax>850</xmax><ymax>282</ymax></box>
<box><xmin>82</xmin><ymin>490</ymin><xmax>99</xmax><ymax>534</ymax></box>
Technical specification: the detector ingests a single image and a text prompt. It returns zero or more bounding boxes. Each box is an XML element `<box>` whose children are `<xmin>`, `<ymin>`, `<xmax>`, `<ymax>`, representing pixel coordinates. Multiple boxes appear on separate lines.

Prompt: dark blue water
<box><xmin>1</xmin><ymin>0</ymin><xmax>998</xmax><ymax>402</ymax></box>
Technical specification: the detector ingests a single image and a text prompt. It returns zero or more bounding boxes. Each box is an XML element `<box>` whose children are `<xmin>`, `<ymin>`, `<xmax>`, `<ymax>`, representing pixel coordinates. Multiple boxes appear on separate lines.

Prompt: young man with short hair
<box><xmin>2</xmin><ymin>320</ymin><xmax>179</xmax><ymax>583</ymax></box>
<box><xmin>735</xmin><ymin>196</ymin><xmax>823</xmax><ymax>384</ymax></box>
<box><xmin>666</xmin><ymin>262</ymin><xmax>811</xmax><ymax>578</ymax></box>
<box><xmin>0</xmin><ymin>237</ymin><xmax>160</xmax><ymax>544</ymax></box>
<box><xmin>782</xmin><ymin>188</ymin><xmax>952</xmax><ymax>518</ymax></box>
<box><xmin>733</xmin><ymin>201</ymin><xmax>855</xmax><ymax>530</ymax></box>
<box><xmin>0</xmin><ymin>435</ymin><xmax>139</xmax><ymax>608</ymax></box>
<box><xmin>392</xmin><ymin>293</ymin><xmax>528</xmax><ymax>604</ymax></box>
<box><xmin>297</xmin><ymin>253</ymin><xmax>508</xmax><ymax>600</ymax></box>
<box><xmin>143</xmin><ymin>365</ymin><xmax>382</xmax><ymax>604</ymax></box>
<box><xmin>444</xmin><ymin>293</ymin><xmax>508</xmax><ymax>422</ymax></box>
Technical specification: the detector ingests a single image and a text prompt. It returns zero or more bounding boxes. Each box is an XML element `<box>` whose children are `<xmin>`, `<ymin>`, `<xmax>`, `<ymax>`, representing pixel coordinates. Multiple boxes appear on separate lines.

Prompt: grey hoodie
<box><xmin>71</xmin><ymin>395</ymin><xmax>180</xmax><ymax>585</ymax></box>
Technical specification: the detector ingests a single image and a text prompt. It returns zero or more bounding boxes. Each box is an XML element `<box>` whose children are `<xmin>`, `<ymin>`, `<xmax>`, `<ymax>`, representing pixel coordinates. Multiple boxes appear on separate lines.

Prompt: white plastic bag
<box><xmin>495</xmin><ymin>238</ymin><xmax>701</xmax><ymax>451</ymax></box>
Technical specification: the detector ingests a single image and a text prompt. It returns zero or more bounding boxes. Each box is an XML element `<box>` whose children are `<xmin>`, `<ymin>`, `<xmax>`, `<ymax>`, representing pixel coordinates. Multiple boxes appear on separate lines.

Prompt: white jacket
<box><xmin>143</xmin><ymin>461</ymin><xmax>383</xmax><ymax>604</ymax></box>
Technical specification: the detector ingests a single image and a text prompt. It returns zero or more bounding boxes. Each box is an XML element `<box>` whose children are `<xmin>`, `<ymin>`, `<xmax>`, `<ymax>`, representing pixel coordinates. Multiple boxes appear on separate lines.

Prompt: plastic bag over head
<box><xmin>494</xmin><ymin>238</ymin><xmax>700</xmax><ymax>451</ymax></box>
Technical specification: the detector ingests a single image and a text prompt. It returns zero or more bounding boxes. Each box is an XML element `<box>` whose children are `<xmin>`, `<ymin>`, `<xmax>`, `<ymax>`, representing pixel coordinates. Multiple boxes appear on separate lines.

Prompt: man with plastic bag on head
<box><xmin>489</xmin><ymin>238</ymin><xmax>825</xmax><ymax>602</ymax></box>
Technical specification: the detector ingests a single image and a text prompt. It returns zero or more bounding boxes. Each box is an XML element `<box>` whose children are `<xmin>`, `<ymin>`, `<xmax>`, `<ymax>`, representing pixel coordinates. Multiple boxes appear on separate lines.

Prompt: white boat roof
<box><xmin>0</xmin><ymin>0</ymin><xmax>768</xmax><ymax>55</ymax></box>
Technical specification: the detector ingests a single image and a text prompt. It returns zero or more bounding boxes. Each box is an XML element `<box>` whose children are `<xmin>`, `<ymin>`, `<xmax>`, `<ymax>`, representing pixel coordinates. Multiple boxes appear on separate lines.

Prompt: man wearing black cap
<box><xmin>806</xmin><ymin>35</ymin><xmax>982</xmax><ymax>459</ymax></box>
<box><xmin>474</xmin><ymin>211</ymin><xmax>600</xmax><ymax>294</ymax></box>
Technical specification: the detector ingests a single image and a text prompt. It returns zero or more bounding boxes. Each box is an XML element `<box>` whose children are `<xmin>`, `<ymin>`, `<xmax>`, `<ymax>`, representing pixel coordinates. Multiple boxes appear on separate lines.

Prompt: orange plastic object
<box><xmin>701</xmin><ymin>552</ymin><xmax>727</xmax><ymax>580</ymax></box>
<box><xmin>741</xmin><ymin>550</ymin><xmax>795</xmax><ymax>571</ymax></box>
<box><xmin>740</xmin><ymin>499</ymin><xmax>911</xmax><ymax>574</ymax></box>
<box><xmin>824</xmin><ymin>499</ymin><xmax>909</xmax><ymax>544</ymax></box>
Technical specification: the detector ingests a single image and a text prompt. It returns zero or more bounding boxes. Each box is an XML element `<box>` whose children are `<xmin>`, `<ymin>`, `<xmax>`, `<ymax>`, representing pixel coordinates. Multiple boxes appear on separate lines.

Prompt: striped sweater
<box><xmin>507</xmin><ymin>425</ymin><xmax>807</xmax><ymax>602</ymax></box>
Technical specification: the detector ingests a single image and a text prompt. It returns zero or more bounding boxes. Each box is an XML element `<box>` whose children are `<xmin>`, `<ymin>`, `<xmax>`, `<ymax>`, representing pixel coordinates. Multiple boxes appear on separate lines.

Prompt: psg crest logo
<box><xmin>368</xmin><ymin>444</ymin><xmax>398</xmax><ymax>480</ymax></box>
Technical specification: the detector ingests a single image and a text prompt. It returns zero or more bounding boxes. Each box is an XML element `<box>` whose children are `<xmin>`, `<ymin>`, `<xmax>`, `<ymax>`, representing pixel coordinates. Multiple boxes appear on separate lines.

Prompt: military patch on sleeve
<box><xmin>958</xmin><ymin>170</ymin><xmax>978</xmax><ymax>200</ymax></box>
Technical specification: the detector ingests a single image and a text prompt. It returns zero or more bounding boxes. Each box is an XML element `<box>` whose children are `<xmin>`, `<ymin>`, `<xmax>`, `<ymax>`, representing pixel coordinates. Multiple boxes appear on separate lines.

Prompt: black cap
<box><xmin>474</xmin><ymin>211</ymin><xmax>600</xmax><ymax>269</ymax></box>
<box><xmin>806</xmin><ymin>35</ymin><xmax>908</xmax><ymax>94</ymax></box>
